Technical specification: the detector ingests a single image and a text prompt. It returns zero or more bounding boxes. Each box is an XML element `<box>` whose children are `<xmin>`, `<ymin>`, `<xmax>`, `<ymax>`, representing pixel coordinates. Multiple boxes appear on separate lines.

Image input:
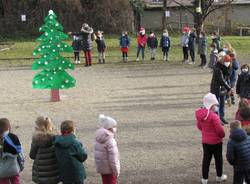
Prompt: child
<box><xmin>188</xmin><ymin>28</ymin><xmax>196</xmax><ymax>64</ymax></box>
<box><xmin>0</xmin><ymin>118</ymin><xmax>24</xmax><ymax>184</ymax></box>
<box><xmin>54</xmin><ymin>120</ymin><xmax>88</xmax><ymax>184</ymax></box>
<box><xmin>211</xmin><ymin>31</ymin><xmax>221</xmax><ymax>50</ymax></box>
<box><xmin>198</xmin><ymin>31</ymin><xmax>208</xmax><ymax>67</ymax></box>
<box><xmin>94</xmin><ymin>114</ymin><xmax>120</xmax><ymax>184</ymax></box>
<box><xmin>195</xmin><ymin>93</ymin><xmax>227</xmax><ymax>184</ymax></box>
<box><xmin>119</xmin><ymin>31</ymin><xmax>130</xmax><ymax>62</ymax></box>
<box><xmin>240</xmin><ymin>106</ymin><xmax>250</xmax><ymax>128</ymax></box>
<box><xmin>95</xmin><ymin>31</ymin><xmax>106</xmax><ymax>64</ymax></box>
<box><xmin>29</xmin><ymin>116</ymin><xmax>59</xmax><ymax>184</ymax></box>
<box><xmin>72</xmin><ymin>35</ymin><xmax>82</xmax><ymax>64</ymax></box>
<box><xmin>229</xmin><ymin>52</ymin><xmax>240</xmax><ymax>104</ymax></box>
<box><xmin>147</xmin><ymin>31</ymin><xmax>158</xmax><ymax>61</ymax></box>
<box><xmin>235</xmin><ymin>98</ymin><xmax>250</xmax><ymax>121</ymax></box>
<box><xmin>136</xmin><ymin>27</ymin><xmax>147</xmax><ymax>62</ymax></box>
<box><xmin>181</xmin><ymin>26</ymin><xmax>190</xmax><ymax>63</ymax></box>
<box><xmin>236</xmin><ymin>64</ymin><xmax>250</xmax><ymax>100</ymax></box>
<box><xmin>160</xmin><ymin>29</ymin><xmax>171</xmax><ymax>62</ymax></box>
<box><xmin>208</xmin><ymin>43</ymin><xmax>218</xmax><ymax>69</ymax></box>
<box><xmin>227</xmin><ymin>121</ymin><xmax>250</xmax><ymax>184</ymax></box>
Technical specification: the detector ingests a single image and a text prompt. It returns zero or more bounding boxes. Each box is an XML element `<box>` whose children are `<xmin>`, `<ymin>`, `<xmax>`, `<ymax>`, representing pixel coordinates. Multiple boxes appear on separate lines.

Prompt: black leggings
<box><xmin>74</xmin><ymin>52</ymin><xmax>80</xmax><ymax>61</ymax></box>
<box><xmin>183</xmin><ymin>47</ymin><xmax>189</xmax><ymax>60</ymax></box>
<box><xmin>202</xmin><ymin>143</ymin><xmax>223</xmax><ymax>179</ymax></box>
<box><xmin>200</xmin><ymin>54</ymin><xmax>207</xmax><ymax>66</ymax></box>
<box><xmin>122</xmin><ymin>52</ymin><xmax>128</xmax><ymax>58</ymax></box>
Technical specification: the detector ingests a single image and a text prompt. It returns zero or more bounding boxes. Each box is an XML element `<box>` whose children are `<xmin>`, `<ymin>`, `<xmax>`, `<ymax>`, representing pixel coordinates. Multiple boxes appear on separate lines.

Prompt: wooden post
<box><xmin>51</xmin><ymin>89</ymin><xmax>60</xmax><ymax>102</ymax></box>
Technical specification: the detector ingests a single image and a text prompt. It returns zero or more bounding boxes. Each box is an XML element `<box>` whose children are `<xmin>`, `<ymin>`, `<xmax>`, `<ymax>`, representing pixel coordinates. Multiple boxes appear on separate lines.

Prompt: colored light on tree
<box><xmin>32</xmin><ymin>10</ymin><xmax>75</xmax><ymax>90</ymax></box>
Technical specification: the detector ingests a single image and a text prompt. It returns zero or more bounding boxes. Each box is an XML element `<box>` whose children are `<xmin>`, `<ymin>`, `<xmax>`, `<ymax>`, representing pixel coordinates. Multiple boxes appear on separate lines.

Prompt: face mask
<box><xmin>223</xmin><ymin>48</ymin><xmax>228</xmax><ymax>52</ymax></box>
<box><xmin>212</xmin><ymin>106</ymin><xmax>219</xmax><ymax>113</ymax></box>
<box><xmin>199</xmin><ymin>35</ymin><xmax>202</xmax><ymax>38</ymax></box>
<box><xmin>3</xmin><ymin>130</ymin><xmax>10</xmax><ymax>136</ymax></box>
<box><xmin>211</xmin><ymin>35</ymin><xmax>215</xmax><ymax>39</ymax></box>
<box><xmin>224</xmin><ymin>62</ymin><xmax>230</xmax><ymax>67</ymax></box>
<box><xmin>112</xmin><ymin>127</ymin><xmax>117</xmax><ymax>133</ymax></box>
<box><xmin>242</xmin><ymin>68</ymin><xmax>249</xmax><ymax>73</ymax></box>
<box><xmin>122</xmin><ymin>34</ymin><xmax>125</xmax><ymax>36</ymax></box>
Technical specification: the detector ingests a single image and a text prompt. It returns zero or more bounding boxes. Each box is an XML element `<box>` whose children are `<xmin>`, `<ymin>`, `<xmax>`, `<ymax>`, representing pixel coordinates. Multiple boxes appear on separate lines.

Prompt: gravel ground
<box><xmin>0</xmin><ymin>61</ymin><xmax>248</xmax><ymax>184</ymax></box>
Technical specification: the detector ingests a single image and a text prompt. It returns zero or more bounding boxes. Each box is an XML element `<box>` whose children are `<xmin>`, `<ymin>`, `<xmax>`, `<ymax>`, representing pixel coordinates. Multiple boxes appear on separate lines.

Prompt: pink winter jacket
<box><xmin>195</xmin><ymin>108</ymin><xmax>225</xmax><ymax>144</ymax></box>
<box><xmin>94</xmin><ymin>128</ymin><xmax>120</xmax><ymax>176</ymax></box>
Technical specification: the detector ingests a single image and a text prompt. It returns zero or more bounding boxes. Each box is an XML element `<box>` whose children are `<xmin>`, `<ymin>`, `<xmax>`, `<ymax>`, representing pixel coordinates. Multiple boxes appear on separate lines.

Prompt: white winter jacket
<box><xmin>94</xmin><ymin>128</ymin><xmax>120</xmax><ymax>176</ymax></box>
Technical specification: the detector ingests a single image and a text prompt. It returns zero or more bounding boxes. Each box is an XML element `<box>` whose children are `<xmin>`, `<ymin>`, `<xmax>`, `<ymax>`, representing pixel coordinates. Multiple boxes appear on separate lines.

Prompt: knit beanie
<box><xmin>99</xmin><ymin>114</ymin><xmax>117</xmax><ymax>129</ymax></box>
<box><xmin>203</xmin><ymin>93</ymin><xmax>219</xmax><ymax>109</ymax></box>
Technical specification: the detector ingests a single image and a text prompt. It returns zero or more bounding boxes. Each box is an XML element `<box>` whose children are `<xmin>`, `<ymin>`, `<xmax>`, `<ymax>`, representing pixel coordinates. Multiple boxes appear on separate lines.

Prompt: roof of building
<box><xmin>144</xmin><ymin>0</ymin><xmax>250</xmax><ymax>9</ymax></box>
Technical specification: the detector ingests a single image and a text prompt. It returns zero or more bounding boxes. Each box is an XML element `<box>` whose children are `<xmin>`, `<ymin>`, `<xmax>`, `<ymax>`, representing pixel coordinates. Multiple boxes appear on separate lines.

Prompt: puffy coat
<box><xmin>188</xmin><ymin>32</ymin><xmax>196</xmax><ymax>50</ymax></box>
<box><xmin>230</xmin><ymin>59</ymin><xmax>240</xmax><ymax>87</ymax></box>
<box><xmin>72</xmin><ymin>28</ymin><xmax>94</xmax><ymax>52</ymax></box>
<box><xmin>196</xmin><ymin>108</ymin><xmax>225</xmax><ymax>144</ymax></box>
<box><xmin>160</xmin><ymin>35</ymin><xmax>171</xmax><ymax>48</ymax></box>
<box><xmin>119</xmin><ymin>35</ymin><xmax>130</xmax><ymax>48</ymax></box>
<box><xmin>72</xmin><ymin>36</ymin><xmax>82</xmax><ymax>52</ymax></box>
<box><xmin>94</xmin><ymin>128</ymin><xmax>120</xmax><ymax>176</ymax></box>
<box><xmin>29</xmin><ymin>131</ymin><xmax>60</xmax><ymax>184</ymax></box>
<box><xmin>137</xmin><ymin>34</ymin><xmax>147</xmax><ymax>47</ymax></box>
<box><xmin>198</xmin><ymin>36</ymin><xmax>207</xmax><ymax>55</ymax></box>
<box><xmin>95</xmin><ymin>36</ymin><xmax>106</xmax><ymax>52</ymax></box>
<box><xmin>54</xmin><ymin>134</ymin><xmax>87</xmax><ymax>183</ymax></box>
<box><xmin>236</xmin><ymin>72</ymin><xmax>250</xmax><ymax>99</ymax></box>
<box><xmin>147</xmin><ymin>35</ymin><xmax>158</xmax><ymax>48</ymax></box>
<box><xmin>227</xmin><ymin>128</ymin><xmax>250</xmax><ymax>171</ymax></box>
<box><xmin>210</xmin><ymin>62</ymin><xmax>231</xmax><ymax>97</ymax></box>
<box><xmin>181</xmin><ymin>33</ymin><xmax>189</xmax><ymax>47</ymax></box>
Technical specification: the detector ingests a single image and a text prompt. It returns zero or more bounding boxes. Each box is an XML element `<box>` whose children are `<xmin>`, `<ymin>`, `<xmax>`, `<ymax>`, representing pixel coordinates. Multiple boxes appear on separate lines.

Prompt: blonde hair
<box><xmin>223</xmin><ymin>42</ymin><xmax>236</xmax><ymax>54</ymax></box>
<box><xmin>35</xmin><ymin>116</ymin><xmax>53</xmax><ymax>132</ymax></box>
<box><xmin>230</xmin><ymin>121</ymin><xmax>241</xmax><ymax>131</ymax></box>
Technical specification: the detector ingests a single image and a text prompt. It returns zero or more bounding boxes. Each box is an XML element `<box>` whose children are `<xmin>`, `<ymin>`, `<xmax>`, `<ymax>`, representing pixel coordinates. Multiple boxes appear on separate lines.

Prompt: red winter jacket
<box><xmin>196</xmin><ymin>108</ymin><xmax>225</xmax><ymax>144</ymax></box>
<box><xmin>242</xmin><ymin>120</ymin><xmax>250</xmax><ymax>128</ymax></box>
<box><xmin>137</xmin><ymin>35</ymin><xmax>147</xmax><ymax>47</ymax></box>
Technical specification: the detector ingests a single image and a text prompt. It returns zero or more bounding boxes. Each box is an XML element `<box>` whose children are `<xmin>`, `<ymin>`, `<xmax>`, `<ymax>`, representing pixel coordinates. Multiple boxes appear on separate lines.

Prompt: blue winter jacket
<box><xmin>160</xmin><ymin>36</ymin><xmax>171</xmax><ymax>48</ymax></box>
<box><xmin>230</xmin><ymin>59</ymin><xmax>240</xmax><ymax>84</ymax></box>
<box><xmin>119</xmin><ymin>35</ymin><xmax>130</xmax><ymax>48</ymax></box>
<box><xmin>227</xmin><ymin>128</ymin><xmax>250</xmax><ymax>171</ymax></box>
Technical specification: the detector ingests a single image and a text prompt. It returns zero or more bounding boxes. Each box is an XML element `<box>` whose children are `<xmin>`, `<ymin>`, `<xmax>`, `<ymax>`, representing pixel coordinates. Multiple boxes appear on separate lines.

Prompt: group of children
<box><xmin>0</xmin><ymin>115</ymin><xmax>120</xmax><ymax>184</ymax></box>
<box><xmin>196</xmin><ymin>92</ymin><xmax>250</xmax><ymax>184</ymax></box>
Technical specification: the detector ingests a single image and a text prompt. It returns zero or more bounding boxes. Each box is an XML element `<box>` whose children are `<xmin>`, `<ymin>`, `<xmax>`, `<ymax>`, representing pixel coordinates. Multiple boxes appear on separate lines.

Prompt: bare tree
<box><xmin>172</xmin><ymin>0</ymin><xmax>234</xmax><ymax>35</ymax></box>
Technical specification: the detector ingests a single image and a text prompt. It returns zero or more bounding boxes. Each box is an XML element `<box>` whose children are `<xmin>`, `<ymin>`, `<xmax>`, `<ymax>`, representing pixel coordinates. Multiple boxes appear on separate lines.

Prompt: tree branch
<box><xmin>171</xmin><ymin>0</ymin><xmax>195</xmax><ymax>16</ymax></box>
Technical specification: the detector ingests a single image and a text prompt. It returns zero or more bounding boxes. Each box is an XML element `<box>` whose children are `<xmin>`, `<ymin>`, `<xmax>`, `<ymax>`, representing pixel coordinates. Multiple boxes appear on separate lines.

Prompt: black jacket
<box><xmin>72</xmin><ymin>30</ymin><xmax>94</xmax><ymax>52</ymax></box>
<box><xmin>95</xmin><ymin>37</ymin><xmax>106</xmax><ymax>52</ymax></box>
<box><xmin>210</xmin><ymin>62</ymin><xmax>231</xmax><ymax>96</ymax></box>
<box><xmin>236</xmin><ymin>72</ymin><xmax>250</xmax><ymax>99</ymax></box>
<box><xmin>1</xmin><ymin>133</ymin><xmax>21</xmax><ymax>155</ymax></box>
<box><xmin>227</xmin><ymin>128</ymin><xmax>250</xmax><ymax>171</ymax></box>
<box><xmin>147</xmin><ymin>36</ymin><xmax>158</xmax><ymax>48</ymax></box>
<box><xmin>29</xmin><ymin>131</ymin><xmax>60</xmax><ymax>184</ymax></box>
<box><xmin>188</xmin><ymin>32</ymin><xmax>196</xmax><ymax>50</ymax></box>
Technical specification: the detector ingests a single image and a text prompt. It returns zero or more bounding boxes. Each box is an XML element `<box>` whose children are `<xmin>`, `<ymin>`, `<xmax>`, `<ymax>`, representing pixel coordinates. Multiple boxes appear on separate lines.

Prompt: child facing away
<box><xmin>119</xmin><ymin>31</ymin><xmax>130</xmax><ymax>62</ymax></box>
<box><xmin>211</xmin><ymin>31</ymin><xmax>221</xmax><ymax>50</ymax></box>
<box><xmin>181</xmin><ymin>26</ymin><xmax>190</xmax><ymax>63</ymax></box>
<box><xmin>136</xmin><ymin>27</ymin><xmax>147</xmax><ymax>62</ymax></box>
<box><xmin>94</xmin><ymin>114</ymin><xmax>120</xmax><ymax>184</ymax></box>
<box><xmin>208</xmin><ymin>43</ymin><xmax>218</xmax><ymax>69</ymax></box>
<box><xmin>235</xmin><ymin>98</ymin><xmax>250</xmax><ymax>121</ymax></box>
<box><xmin>29</xmin><ymin>116</ymin><xmax>59</xmax><ymax>184</ymax></box>
<box><xmin>198</xmin><ymin>31</ymin><xmax>208</xmax><ymax>68</ymax></box>
<box><xmin>160</xmin><ymin>29</ymin><xmax>171</xmax><ymax>62</ymax></box>
<box><xmin>147</xmin><ymin>31</ymin><xmax>158</xmax><ymax>61</ymax></box>
<box><xmin>72</xmin><ymin>35</ymin><xmax>82</xmax><ymax>64</ymax></box>
<box><xmin>0</xmin><ymin>118</ymin><xmax>24</xmax><ymax>184</ymax></box>
<box><xmin>227</xmin><ymin>121</ymin><xmax>250</xmax><ymax>184</ymax></box>
<box><xmin>54</xmin><ymin>120</ymin><xmax>88</xmax><ymax>184</ymax></box>
<box><xmin>95</xmin><ymin>31</ymin><xmax>106</xmax><ymax>64</ymax></box>
<box><xmin>229</xmin><ymin>52</ymin><xmax>240</xmax><ymax>104</ymax></box>
<box><xmin>195</xmin><ymin>93</ymin><xmax>227</xmax><ymax>184</ymax></box>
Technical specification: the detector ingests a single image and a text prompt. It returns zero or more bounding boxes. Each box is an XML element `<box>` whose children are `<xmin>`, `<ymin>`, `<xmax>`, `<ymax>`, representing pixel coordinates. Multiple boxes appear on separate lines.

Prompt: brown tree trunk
<box><xmin>51</xmin><ymin>90</ymin><xmax>60</xmax><ymax>102</ymax></box>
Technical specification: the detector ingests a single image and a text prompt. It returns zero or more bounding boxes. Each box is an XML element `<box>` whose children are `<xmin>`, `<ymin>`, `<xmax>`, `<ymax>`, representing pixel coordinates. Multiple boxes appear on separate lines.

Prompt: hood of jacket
<box><xmin>54</xmin><ymin>134</ymin><xmax>77</xmax><ymax>148</ymax></box>
<box><xmin>230</xmin><ymin>128</ymin><xmax>247</xmax><ymax>142</ymax></box>
<box><xmin>32</xmin><ymin>131</ymin><xmax>56</xmax><ymax>147</ymax></box>
<box><xmin>196</xmin><ymin>107</ymin><xmax>212</xmax><ymax>121</ymax></box>
<box><xmin>95</xmin><ymin>127</ymin><xmax>113</xmax><ymax>144</ymax></box>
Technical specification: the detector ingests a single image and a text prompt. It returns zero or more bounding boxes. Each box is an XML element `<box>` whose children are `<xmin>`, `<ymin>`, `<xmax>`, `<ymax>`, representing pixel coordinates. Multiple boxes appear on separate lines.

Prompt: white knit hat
<box><xmin>99</xmin><ymin>114</ymin><xmax>117</xmax><ymax>129</ymax></box>
<box><xmin>203</xmin><ymin>93</ymin><xmax>219</xmax><ymax>109</ymax></box>
<box><xmin>218</xmin><ymin>51</ymin><xmax>226</xmax><ymax>62</ymax></box>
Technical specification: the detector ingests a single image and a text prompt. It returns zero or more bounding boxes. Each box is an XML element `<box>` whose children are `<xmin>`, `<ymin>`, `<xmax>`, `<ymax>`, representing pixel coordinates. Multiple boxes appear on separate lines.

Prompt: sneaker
<box><xmin>136</xmin><ymin>58</ymin><xmax>139</xmax><ymax>62</ymax></box>
<box><xmin>221</xmin><ymin>119</ymin><xmax>229</xmax><ymax>125</ymax></box>
<box><xmin>77</xmin><ymin>60</ymin><xmax>81</xmax><ymax>64</ymax></box>
<box><xmin>216</xmin><ymin>174</ymin><xmax>227</xmax><ymax>182</ymax></box>
<box><xmin>184</xmin><ymin>60</ymin><xmax>189</xmax><ymax>63</ymax></box>
<box><xmin>188</xmin><ymin>62</ymin><xmax>194</xmax><ymax>65</ymax></box>
<box><xmin>201</xmin><ymin>178</ymin><xmax>208</xmax><ymax>184</ymax></box>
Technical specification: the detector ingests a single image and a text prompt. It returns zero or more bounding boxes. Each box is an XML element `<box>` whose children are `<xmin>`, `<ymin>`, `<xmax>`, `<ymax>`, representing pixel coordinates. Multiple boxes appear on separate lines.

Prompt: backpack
<box><xmin>162</xmin><ymin>36</ymin><xmax>169</xmax><ymax>47</ymax></box>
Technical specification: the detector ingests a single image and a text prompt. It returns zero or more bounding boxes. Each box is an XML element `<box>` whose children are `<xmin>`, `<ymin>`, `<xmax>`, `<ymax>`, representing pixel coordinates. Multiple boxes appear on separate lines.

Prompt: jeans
<box><xmin>0</xmin><ymin>175</ymin><xmax>20</xmax><ymax>184</ymax></box>
<box><xmin>101</xmin><ymin>174</ymin><xmax>117</xmax><ymax>184</ymax></box>
<box><xmin>202</xmin><ymin>143</ymin><xmax>223</xmax><ymax>179</ymax></box>
<box><xmin>189</xmin><ymin>48</ymin><xmax>195</xmax><ymax>62</ymax></box>
<box><xmin>233</xmin><ymin>169</ymin><xmax>250</xmax><ymax>184</ymax></box>
<box><xmin>183</xmin><ymin>47</ymin><xmax>189</xmax><ymax>61</ymax></box>
<box><xmin>216</xmin><ymin>95</ymin><xmax>225</xmax><ymax>120</ymax></box>
<box><xmin>136</xmin><ymin>45</ymin><xmax>145</xmax><ymax>60</ymax></box>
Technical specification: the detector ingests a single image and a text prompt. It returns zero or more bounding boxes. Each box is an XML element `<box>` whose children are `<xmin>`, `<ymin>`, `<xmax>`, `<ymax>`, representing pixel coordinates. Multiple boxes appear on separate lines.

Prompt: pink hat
<box><xmin>224</xmin><ymin>55</ymin><xmax>232</xmax><ymax>62</ymax></box>
<box><xmin>203</xmin><ymin>93</ymin><xmax>219</xmax><ymax>109</ymax></box>
<box><xmin>183</xmin><ymin>26</ymin><xmax>190</xmax><ymax>33</ymax></box>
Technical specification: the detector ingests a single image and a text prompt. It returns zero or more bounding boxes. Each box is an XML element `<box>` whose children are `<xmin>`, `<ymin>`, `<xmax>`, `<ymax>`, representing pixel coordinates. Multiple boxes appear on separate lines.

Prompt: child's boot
<box><xmin>103</xmin><ymin>59</ymin><xmax>105</xmax><ymax>64</ymax></box>
<box><xmin>125</xmin><ymin>57</ymin><xmax>128</xmax><ymax>62</ymax></box>
<box><xmin>201</xmin><ymin>178</ymin><xmax>208</xmax><ymax>184</ymax></box>
<box><xmin>216</xmin><ymin>174</ymin><xmax>227</xmax><ymax>182</ymax></box>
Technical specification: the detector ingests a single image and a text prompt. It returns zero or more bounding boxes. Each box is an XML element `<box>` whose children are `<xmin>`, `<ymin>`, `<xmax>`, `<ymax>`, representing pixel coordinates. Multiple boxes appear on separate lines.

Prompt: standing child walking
<box><xmin>72</xmin><ymin>35</ymin><xmax>82</xmax><ymax>64</ymax></box>
<box><xmin>147</xmin><ymin>31</ymin><xmax>158</xmax><ymax>61</ymax></box>
<box><xmin>136</xmin><ymin>27</ymin><xmax>147</xmax><ymax>62</ymax></box>
<box><xmin>54</xmin><ymin>120</ymin><xmax>88</xmax><ymax>184</ymax></box>
<box><xmin>29</xmin><ymin>116</ymin><xmax>59</xmax><ymax>184</ymax></box>
<box><xmin>0</xmin><ymin>118</ymin><xmax>24</xmax><ymax>184</ymax></box>
<box><xmin>227</xmin><ymin>121</ymin><xmax>250</xmax><ymax>184</ymax></box>
<box><xmin>119</xmin><ymin>31</ymin><xmax>130</xmax><ymax>62</ymax></box>
<box><xmin>94</xmin><ymin>114</ymin><xmax>120</xmax><ymax>184</ymax></box>
<box><xmin>198</xmin><ymin>31</ymin><xmax>208</xmax><ymax>67</ymax></box>
<box><xmin>195</xmin><ymin>93</ymin><xmax>227</xmax><ymax>184</ymax></box>
<box><xmin>95</xmin><ymin>31</ymin><xmax>106</xmax><ymax>64</ymax></box>
<box><xmin>160</xmin><ymin>29</ymin><xmax>171</xmax><ymax>62</ymax></box>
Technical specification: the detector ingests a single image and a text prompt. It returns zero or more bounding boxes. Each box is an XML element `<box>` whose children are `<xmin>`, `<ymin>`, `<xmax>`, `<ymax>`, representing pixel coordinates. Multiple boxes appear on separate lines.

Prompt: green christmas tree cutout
<box><xmin>32</xmin><ymin>10</ymin><xmax>76</xmax><ymax>90</ymax></box>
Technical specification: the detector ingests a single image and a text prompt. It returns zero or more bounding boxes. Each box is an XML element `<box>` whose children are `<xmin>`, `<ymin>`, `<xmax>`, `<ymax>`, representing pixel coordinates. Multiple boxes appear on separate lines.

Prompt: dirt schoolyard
<box><xmin>0</xmin><ymin>61</ymin><xmax>248</xmax><ymax>184</ymax></box>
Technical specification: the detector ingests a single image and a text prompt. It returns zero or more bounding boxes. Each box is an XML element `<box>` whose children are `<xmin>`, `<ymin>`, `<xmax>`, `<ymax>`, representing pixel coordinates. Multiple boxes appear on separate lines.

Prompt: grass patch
<box><xmin>0</xmin><ymin>36</ymin><xmax>250</xmax><ymax>67</ymax></box>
